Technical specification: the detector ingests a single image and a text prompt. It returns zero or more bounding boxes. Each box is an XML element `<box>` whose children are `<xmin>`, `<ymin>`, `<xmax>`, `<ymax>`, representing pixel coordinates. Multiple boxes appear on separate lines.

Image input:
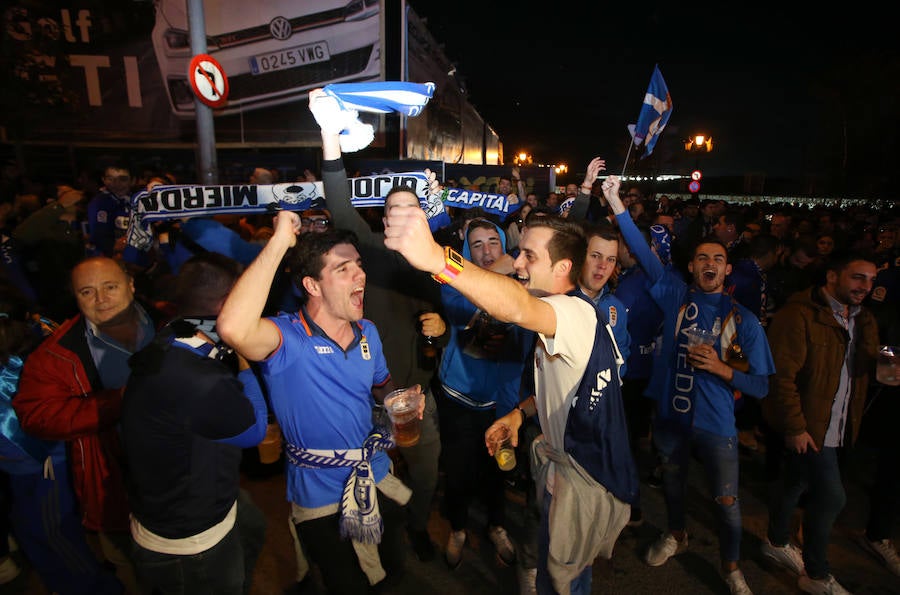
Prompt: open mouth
<box><xmin>350</xmin><ymin>286</ymin><xmax>365</xmax><ymax>308</ymax></box>
<box><xmin>702</xmin><ymin>270</ymin><xmax>717</xmax><ymax>281</ymax></box>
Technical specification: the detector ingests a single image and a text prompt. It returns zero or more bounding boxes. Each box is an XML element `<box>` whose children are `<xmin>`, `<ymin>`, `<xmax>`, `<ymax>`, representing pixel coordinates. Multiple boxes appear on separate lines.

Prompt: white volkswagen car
<box><xmin>151</xmin><ymin>0</ymin><xmax>381</xmax><ymax>117</ymax></box>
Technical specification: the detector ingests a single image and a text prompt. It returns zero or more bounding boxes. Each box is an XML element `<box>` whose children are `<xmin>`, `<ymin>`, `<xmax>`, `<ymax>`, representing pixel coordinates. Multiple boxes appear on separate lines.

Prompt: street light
<box><xmin>514</xmin><ymin>151</ymin><xmax>533</xmax><ymax>166</ymax></box>
<box><xmin>684</xmin><ymin>133</ymin><xmax>713</xmax><ymax>195</ymax></box>
<box><xmin>684</xmin><ymin>134</ymin><xmax>713</xmax><ymax>152</ymax></box>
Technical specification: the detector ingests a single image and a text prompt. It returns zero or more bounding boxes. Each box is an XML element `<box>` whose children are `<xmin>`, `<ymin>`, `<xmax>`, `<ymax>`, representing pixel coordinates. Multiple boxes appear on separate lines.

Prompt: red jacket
<box><xmin>14</xmin><ymin>314</ymin><xmax>132</xmax><ymax>531</ymax></box>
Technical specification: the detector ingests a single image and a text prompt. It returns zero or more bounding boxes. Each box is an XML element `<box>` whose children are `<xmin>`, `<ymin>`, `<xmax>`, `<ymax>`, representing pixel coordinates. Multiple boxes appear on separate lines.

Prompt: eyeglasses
<box><xmin>301</xmin><ymin>218</ymin><xmax>330</xmax><ymax>229</ymax></box>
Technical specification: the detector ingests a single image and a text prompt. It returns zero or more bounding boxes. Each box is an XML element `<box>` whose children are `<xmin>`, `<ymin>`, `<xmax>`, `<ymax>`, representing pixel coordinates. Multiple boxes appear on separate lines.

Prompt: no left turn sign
<box><xmin>188</xmin><ymin>54</ymin><xmax>229</xmax><ymax>109</ymax></box>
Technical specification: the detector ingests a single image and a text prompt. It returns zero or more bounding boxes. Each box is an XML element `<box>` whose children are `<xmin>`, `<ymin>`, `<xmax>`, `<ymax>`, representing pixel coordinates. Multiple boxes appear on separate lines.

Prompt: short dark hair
<box><xmin>582</xmin><ymin>220</ymin><xmax>620</xmax><ymax>244</ymax></box>
<box><xmin>525</xmin><ymin>216</ymin><xmax>586</xmax><ymax>285</ymax></box>
<box><xmin>720</xmin><ymin>209</ymin><xmax>745</xmax><ymax>232</ymax></box>
<box><xmin>286</xmin><ymin>229</ymin><xmax>360</xmax><ymax>300</ymax></box>
<box><xmin>383</xmin><ymin>185</ymin><xmax>419</xmax><ymax>212</ymax></box>
<box><xmin>466</xmin><ymin>217</ymin><xmax>499</xmax><ymax>239</ymax></box>
<box><xmin>824</xmin><ymin>249</ymin><xmax>875</xmax><ymax>274</ymax></box>
<box><xmin>692</xmin><ymin>235</ymin><xmax>731</xmax><ymax>263</ymax></box>
<box><xmin>174</xmin><ymin>252</ymin><xmax>243</xmax><ymax>316</ymax></box>
<box><xmin>746</xmin><ymin>233</ymin><xmax>779</xmax><ymax>259</ymax></box>
<box><xmin>523</xmin><ymin>205</ymin><xmax>553</xmax><ymax>226</ymax></box>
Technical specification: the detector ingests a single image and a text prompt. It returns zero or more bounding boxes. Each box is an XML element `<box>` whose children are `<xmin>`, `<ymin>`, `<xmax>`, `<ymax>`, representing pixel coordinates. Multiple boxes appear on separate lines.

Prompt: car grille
<box><xmin>226</xmin><ymin>45</ymin><xmax>374</xmax><ymax>102</ymax></box>
<box><xmin>209</xmin><ymin>7</ymin><xmax>348</xmax><ymax>49</ymax></box>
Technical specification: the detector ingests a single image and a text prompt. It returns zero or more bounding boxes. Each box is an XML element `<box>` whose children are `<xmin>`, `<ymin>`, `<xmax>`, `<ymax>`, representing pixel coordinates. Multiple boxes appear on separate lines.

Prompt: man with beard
<box><xmin>217</xmin><ymin>219</ymin><xmax>419</xmax><ymax>594</ymax></box>
<box><xmin>603</xmin><ymin>176</ymin><xmax>774</xmax><ymax>595</ymax></box>
<box><xmin>762</xmin><ymin>251</ymin><xmax>879</xmax><ymax>595</ymax></box>
<box><xmin>383</xmin><ymin>205</ymin><xmax>638</xmax><ymax>595</ymax></box>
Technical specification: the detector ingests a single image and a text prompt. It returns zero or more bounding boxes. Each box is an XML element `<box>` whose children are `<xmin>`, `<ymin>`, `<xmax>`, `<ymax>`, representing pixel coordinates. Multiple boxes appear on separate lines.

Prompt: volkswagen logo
<box><xmin>269</xmin><ymin>17</ymin><xmax>293</xmax><ymax>41</ymax></box>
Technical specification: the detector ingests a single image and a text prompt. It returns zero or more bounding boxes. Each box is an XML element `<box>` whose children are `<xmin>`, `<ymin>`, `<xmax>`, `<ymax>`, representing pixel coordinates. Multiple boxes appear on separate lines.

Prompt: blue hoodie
<box><xmin>438</xmin><ymin>220</ymin><xmax>533</xmax><ymax>417</ymax></box>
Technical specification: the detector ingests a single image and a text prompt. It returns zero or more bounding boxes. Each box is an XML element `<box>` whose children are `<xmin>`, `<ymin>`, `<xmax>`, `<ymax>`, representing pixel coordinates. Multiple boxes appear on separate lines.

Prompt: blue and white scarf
<box><xmin>284</xmin><ymin>431</ymin><xmax>395</xmax><ymax>544</ymax></box>
<box><xmin>320</xmin><ymin>82</ymin><xmax>435</xmax><ymax>152</ymax></box>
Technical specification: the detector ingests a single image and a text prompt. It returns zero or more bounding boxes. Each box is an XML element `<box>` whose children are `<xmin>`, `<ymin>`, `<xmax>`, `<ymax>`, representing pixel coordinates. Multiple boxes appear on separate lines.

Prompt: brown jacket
<box><xmin>763</xmin><ymin>286</ymin><xmax>879</xmax><ymax>449</ymax></box>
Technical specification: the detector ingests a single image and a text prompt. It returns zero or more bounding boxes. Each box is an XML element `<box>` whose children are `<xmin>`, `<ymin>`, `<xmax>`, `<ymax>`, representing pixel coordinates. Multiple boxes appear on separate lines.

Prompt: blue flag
<box><xmin>628</xmin><ymin>65</ymin><xmax>673</xmax><ymax>158</ymax></box>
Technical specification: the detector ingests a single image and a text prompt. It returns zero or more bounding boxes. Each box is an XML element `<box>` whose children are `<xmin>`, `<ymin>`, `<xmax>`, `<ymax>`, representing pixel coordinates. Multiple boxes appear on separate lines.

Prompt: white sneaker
<box><xmin>0</xmin><ymin>557</ymin><xmax>21</xmax><ymax>585</ymax></box>
<box><xmin>517</xmin><ymin>566</ymin><xmax>537</xmax><ymax>595</ymax></box>
<box><xmin>862</xmin><ymin>537</ymin><xmax>900</xmax><ymax>577</ymax></box>
<box><xmin>488</xmin><ymin>525</ymin><xmax>516</xmax><ymax>566</ymax></box>
<box><xmin>723</xmin><ymin>568</ymin><xmax>753</xmax><ymax>595</ymax></box>
<box><xmin>445</xmin><ymin>530</ymin><xmax>466</xmax><ymax>570</ymax></box>
<box><xmin>644</xmin><ymin>533</ymin><xmax>688</xmax><ymax>567</ymax></box>
<box><xmin>797</xmin><ymin>574</ymin><xmax>852</xmax><ymax>595</ymax></box>
<box><xmin>761</xmin><ymin>540</ymin><xmax>805</xmax><ymax>575</ymax></box>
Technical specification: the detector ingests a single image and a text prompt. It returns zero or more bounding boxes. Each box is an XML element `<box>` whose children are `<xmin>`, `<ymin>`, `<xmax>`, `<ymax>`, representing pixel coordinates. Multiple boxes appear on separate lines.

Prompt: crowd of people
<box><xmin>0</xmin><ymin>89</ymin><xmax>898</xmax><ymax>595</ymax></box>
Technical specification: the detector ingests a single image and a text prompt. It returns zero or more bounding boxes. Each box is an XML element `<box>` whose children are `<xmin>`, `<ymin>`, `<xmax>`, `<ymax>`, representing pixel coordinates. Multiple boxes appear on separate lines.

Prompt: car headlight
<box><xmin>164</xmin><ymin>28</ymin><xmax>190</xmax><ymax>50</ymax></box>
<box><xmin>343</xmin><ymin>0</ymin><xmax>379</xmax><ymax>21</ymax></box>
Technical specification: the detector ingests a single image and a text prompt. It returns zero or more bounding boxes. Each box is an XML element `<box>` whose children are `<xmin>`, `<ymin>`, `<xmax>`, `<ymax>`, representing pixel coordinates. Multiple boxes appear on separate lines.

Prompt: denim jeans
<box><xmin>131</xmin><ymin>490</ymin><xmax>266</xmax><ymax>595</ymax></box>
<box><xmin>654</xmin><ymin>424</ymin><xmax>743</xmax><ymax>562</ymax></box>
<box><xmin>768</xmin><ymin>447</ymin><xmax>846</xmax><ymax>579</ymax></box>
<box><xmin>536</xmin><ymin>489</ymin><xmax>592</xmax><ymax>595</ymax></box>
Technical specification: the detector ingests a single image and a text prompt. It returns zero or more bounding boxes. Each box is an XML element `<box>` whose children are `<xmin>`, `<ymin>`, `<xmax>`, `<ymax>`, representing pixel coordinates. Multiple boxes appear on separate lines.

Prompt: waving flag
<box><xmin>627</xmin><ymin>65</ymin><xmax>673</xmax><ymax>158</ymax></box>
<box><xmin>322</xmin><ymin>82</ymin><xmax>436</xmax><ymax>117</ymax></box>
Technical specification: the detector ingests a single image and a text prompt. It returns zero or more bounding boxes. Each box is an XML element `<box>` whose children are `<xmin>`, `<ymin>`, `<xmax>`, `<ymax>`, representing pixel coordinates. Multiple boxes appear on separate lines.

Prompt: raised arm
<box><xmin>603</xmin><ymin>175</ymin><xmax>664</xmax><ymax>283</ymax></box>
<box><xmin>568</xmin><ymin>157</ymin><xmax>606</xmax><ymax>222</ymax></box>
<box><xmin>383</xmin><ymin>205</ymin><xmax>558</xmax><ymax>337</ymax></box>
<box><xmin>216</xmin><ymin>211</ymin><xmax>301</xmax><ymax>361</ymax></box>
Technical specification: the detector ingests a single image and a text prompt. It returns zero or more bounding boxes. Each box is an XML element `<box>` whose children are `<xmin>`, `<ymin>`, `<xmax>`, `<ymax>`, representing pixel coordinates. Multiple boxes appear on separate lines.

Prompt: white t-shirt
<box><xmin>534</xmin><ymin>294</ymin><xmax>597</xmax><ymax>453</ymax></box>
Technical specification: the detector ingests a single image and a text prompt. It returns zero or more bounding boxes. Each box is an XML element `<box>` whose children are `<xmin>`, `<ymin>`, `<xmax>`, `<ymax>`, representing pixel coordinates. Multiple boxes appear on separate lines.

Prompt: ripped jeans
<box><xmin>654</xmin><ymin>424</ymin><xmax>743</xmax><ymax>563</ymax></box>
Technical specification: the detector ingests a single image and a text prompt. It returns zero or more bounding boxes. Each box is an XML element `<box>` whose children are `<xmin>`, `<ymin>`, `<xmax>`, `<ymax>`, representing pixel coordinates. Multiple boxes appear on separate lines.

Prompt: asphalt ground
<box><xmin>4</xmin><ymin>439</ymin><xmax>899</xmax><ymax>594</ymax></box>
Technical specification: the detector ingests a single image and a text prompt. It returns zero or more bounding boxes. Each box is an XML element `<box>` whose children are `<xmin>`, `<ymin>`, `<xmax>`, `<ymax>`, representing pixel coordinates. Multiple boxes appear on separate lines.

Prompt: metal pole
<box><xmin>187</xmin><ymin>0</ymin><xmax>218</xmax><ymax>184</ymax></box>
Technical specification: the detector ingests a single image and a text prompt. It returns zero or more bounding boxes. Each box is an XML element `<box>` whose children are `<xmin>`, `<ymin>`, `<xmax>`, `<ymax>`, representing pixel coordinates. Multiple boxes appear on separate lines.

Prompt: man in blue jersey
<box><xmin>602</xmin><ymin>175</ymin><xmax>775</xmax><ymax>595</ymax></box>
<box><xmin>577</xmin><ymin>220</ymin><xmax>630</xmax><ymax>370</ymax></box>
<box><xmin>86</xmin><ymin>164</ymin><xmax>133</xmax><ymax>257</ymax></box>
<box><xmin>217</xmin><ymin>216</ymin><xmax>419</xmax><ymax>594</ymax></box>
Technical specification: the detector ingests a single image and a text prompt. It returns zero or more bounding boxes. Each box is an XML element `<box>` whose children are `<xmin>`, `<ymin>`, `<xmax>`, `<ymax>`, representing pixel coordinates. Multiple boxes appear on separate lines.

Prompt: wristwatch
<box><xmin>432</xmin><ymin>246</ymin><xmax>464</xmax><ymax>284</ymax></box>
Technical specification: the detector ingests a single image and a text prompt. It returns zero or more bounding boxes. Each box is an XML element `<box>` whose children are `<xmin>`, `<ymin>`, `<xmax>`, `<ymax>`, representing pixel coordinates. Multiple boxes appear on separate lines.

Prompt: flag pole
<box><xmin>621</xmin><ymin>136</ymin><xmax>636</xmax><ymax>178</ymax></box>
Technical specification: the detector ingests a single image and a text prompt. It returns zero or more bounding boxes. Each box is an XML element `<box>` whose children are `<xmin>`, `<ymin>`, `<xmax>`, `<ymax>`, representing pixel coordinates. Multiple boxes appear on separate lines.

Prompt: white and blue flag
<box><xmin>322</xmin><ymin>82</ymin><xmax>436</xmax><ymax>117</ymax></box>
<box><xmin>627</xmin><ymin>65</ymin><xmax>673</xmax><ymax>158</ymax></box>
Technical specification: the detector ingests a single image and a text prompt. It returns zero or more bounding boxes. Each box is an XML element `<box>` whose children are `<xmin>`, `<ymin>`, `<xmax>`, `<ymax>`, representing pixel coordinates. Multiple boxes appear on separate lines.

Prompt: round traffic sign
<box><xmin>688</xmin><ymin>180</ymin><xmax>701</xmax><ymax>193</ymax></box>
<box><xmin>188</xmin><ymin>54</ymin><xmax>229</xmax><ymax>109</ymax></box>
<box><xmin>691</xmin><ymin>170</ymin><xmax>703</xmax><ymax>181</ymax></box>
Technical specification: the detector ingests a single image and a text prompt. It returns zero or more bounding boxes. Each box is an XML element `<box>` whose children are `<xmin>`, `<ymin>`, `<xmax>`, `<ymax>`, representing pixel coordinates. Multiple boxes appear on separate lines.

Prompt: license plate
<box><xmin>249</xmin><ymin>41</ymin><xmax>330</xmax><ymax>75</ymax></box>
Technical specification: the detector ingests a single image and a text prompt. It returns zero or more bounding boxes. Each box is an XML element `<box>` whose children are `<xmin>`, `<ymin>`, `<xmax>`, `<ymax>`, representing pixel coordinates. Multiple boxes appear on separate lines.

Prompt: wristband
<box><xmin>432</xmin><ymin>246</ymin><xmax>464</xmax><ymax>285</ymax></box>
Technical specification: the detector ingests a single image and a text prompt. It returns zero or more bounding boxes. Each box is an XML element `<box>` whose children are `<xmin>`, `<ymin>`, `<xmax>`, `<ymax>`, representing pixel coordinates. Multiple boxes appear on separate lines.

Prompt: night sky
<box><xmin>409</xmin><ymin>2</ymin><xmax>898</xmax><ymax>195</ymax></box>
